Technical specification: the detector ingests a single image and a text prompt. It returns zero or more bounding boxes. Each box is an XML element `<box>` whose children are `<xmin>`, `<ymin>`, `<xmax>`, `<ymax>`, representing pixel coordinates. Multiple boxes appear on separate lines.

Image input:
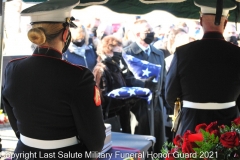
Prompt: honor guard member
<box><xmin>2</xmin><ymin>0</ymin><xmax>106</xmax><ymax>159</ymax></box>
<box><xmin>165</xmin><ymin>0</ymin><xmax>240</xmax><ymax>136</ymax></box>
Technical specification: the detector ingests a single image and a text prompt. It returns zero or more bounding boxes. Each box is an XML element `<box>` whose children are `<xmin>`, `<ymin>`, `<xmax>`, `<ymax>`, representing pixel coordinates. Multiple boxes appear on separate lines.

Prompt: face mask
<box><xmin>112</xmin><ymin>52</ymin><xmax>122</xmax><ymax>63</ymax></box>
<box><xmin>72</xmin><ymin>39</ymin><xmax>85</xmax><ymax>47</ymax></box>
<box><xmin>143</xmin><ymin>32</ymin><xmax>155</xmax><ymax>44</ymax></box>
<box><xmin>62</xmin><ymin>31</ymin><xmax>72</xmax><ymax>53</ymax></box>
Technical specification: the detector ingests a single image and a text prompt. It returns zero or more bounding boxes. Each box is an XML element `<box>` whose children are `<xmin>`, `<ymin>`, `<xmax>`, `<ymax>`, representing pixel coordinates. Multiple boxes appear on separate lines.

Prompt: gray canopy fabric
<box><xmin>21</xmin><ymin>0</ymin><xmax>240</xmax><ymax>23</ymax></box>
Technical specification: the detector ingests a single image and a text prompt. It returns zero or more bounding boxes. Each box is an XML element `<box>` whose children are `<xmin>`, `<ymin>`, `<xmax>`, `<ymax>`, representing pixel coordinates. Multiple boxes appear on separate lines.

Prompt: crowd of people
<box><xmin>2</xmin><ymin>0</ymin><xmax>240</xmax><ymax>159</ymax></box>
<box><xmin>61</xmin><ymin>8</ymin><xmax>240</xmax><ymax>150</ymax></box>
<box><xmin>61</xmin><ymin>15</ymin><xmax>198</xmax><ymax>153</ymax></box>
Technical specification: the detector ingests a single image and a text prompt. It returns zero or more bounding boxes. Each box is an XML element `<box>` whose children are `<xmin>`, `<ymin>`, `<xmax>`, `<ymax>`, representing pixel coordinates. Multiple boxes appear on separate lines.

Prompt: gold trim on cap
<box><xmin>66</xmin><ymin>17</ymin><xmax>71</xmax><ymax>23</ymax></box>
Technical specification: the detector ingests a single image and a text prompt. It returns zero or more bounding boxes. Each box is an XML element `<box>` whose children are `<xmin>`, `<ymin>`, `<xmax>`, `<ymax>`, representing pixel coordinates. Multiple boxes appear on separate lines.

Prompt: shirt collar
<box><xmin>136</xmin><ymin>41</ymin><xmax>151</xmax><ymax>55</ymax></box>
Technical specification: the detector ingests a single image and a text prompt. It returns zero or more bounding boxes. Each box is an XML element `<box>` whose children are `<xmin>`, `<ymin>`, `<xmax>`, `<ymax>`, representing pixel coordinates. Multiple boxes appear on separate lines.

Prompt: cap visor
<box><xmin>70</xmin><ymin>22</ymin><xmax>77</xmax><ymax>28</ymax></box>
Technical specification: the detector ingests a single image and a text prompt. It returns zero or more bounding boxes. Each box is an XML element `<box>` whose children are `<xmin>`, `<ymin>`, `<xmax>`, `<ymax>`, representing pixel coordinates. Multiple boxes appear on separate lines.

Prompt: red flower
<box><xmin>232</xmin><ymin>117</ymin><xmax>240</xmax><ymax>126</ymax></box>
<box><xmin>206</xmin><ymin>121</ymin><xmax>219</xmax><ymax>136</ymax></box>
<box><xmin>182</xmin><ymin>130</ymin><xmax>195</xmax><ymax>153</ymax></box>
<box><xmin>195</xmin><ymin>123</ymin><xmax>207</xmax><ymax>133</ymax></box>
<box><xmin>166</xmin><ymin>148</ymin><xmax>178</xmax><ymax>160</ymax></box>
<box><xmin>220</xmin><ymin>131</ymin><xmax>240</xmax><ymax>148</ymax></box>
<box><xmin>188</xmin><ymin>133</ymin><xmax>204</xmax><ymax>142</ymax></box>
<box><xmin>165</xmin><ymin>156</ymin><xmax>175</xmax><ymax>160</ymax></box>
<box><xmin>211</xmin><ymin>130</ymin><xmax>220</xmax><ymax>137</ymax></box>
<box><xmin>173</xmin><ymin>135</ymin><xmax>183</xmax><ymax>147</ymax></box>
<box><xmin>219</xmin><ymin>125</ymin><xmax>225</xmax><ymax>130</ymax></box>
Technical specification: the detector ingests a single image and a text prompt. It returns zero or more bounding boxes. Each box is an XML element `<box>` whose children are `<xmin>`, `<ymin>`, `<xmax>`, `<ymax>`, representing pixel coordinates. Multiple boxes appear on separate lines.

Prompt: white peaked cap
<box><xmin>194</xmin><ymin>0</ymin><xmax>236</xmax><ymax>17</ymax></box>
<box><xmin>21</xmin><ymin>0</ymin><xmax>80</xmax><ymax>27</ymax></box>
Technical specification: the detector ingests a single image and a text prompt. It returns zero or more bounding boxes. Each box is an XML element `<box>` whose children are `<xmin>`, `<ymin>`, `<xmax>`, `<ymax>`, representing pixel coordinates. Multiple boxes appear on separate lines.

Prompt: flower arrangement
<box><xmin>161</xmin><ymin>117</ymin><xmax>240</xmax><ymax>160</ymax></box>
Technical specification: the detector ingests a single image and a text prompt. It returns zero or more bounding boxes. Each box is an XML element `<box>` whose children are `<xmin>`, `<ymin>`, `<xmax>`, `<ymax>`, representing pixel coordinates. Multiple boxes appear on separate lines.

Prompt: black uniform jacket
<box><xmin>165</xmin><ymin>32</ymin><xmax>240</xmax><ymax>134</ymax></box>
<box><xmin>2</xmin><ymin>47</ymin><xmax>106</xmax><ymax>152</ymax></box>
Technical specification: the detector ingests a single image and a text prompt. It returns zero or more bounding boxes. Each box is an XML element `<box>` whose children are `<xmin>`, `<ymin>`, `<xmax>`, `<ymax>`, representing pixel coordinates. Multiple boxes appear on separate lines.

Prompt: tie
<box><xmin>143</xmin><ymin>48</ymin><xmax>149</xmax><ymax>60</ymax></box>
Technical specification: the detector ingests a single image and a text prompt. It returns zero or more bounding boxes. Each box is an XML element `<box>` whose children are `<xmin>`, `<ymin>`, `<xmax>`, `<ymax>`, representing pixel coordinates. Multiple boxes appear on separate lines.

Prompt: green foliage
<box><xmin>160</xmin><ymin>117</ymin><xmax>240</xmax><ymax>160</ymax></box>
<box><xmin>161</xmin><ymin>141</ymin><xmax>175</xmax><ymax>154</ymax></box>
<box><xmin>194</xmin><ymin>129</ymin><xmax>219</xmax><ymax>151</ymax></box>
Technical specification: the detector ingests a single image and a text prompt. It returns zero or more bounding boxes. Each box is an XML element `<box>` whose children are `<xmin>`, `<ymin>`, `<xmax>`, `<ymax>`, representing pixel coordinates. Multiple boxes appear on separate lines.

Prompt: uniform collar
<box><xmin>202</xmin><ymin>32</ymin><xmax>225</xmax><ymax>40</ymax></box>
<box><xmin>33</xmin><ymin>46</ymin><xmax>62</xmax><ymax>59</ymax></box>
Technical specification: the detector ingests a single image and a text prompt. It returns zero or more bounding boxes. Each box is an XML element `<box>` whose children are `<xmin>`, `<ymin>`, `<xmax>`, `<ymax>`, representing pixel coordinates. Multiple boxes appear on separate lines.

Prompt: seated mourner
<box><xmin>93</xmin><ymin>35</ymin><xmax>135</xmax><ymax>133</ymax></box>
<box><xmin>2</xmin><ymin>0</ymin><xmax>106</xmax><ymax>159</ymax></box>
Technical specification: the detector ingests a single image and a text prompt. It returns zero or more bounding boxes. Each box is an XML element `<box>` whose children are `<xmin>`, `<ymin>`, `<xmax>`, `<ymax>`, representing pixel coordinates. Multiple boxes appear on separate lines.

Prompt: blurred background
<box><xmin>2</xmin><ymin>0</ymin><xmax>240</xmax><ymax>56</ymax></box>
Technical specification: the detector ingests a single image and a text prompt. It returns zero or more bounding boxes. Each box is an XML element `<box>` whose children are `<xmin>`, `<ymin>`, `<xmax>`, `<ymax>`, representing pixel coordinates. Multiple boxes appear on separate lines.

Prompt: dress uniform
<box><xmin>165</xmin><ymin>0</ymin><xmax>240</xmax><ymax>136</ymax></box>
<box><xmin>2</xmin><ymin>0</ymin><xmax>105</xmax><ymax>159</ymax></box>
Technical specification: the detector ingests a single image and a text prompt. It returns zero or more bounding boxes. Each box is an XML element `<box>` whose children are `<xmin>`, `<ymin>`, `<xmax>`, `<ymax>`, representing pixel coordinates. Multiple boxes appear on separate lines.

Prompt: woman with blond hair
<box><xmin>2</xmin><ymin>0</ymin><xmax>105</xmax><ymax>159</ymax></box>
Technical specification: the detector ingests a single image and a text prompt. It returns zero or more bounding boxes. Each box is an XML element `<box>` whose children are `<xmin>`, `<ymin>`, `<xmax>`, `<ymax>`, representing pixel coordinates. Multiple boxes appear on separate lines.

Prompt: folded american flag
<box><xmin>122</xmin><ymin>53</ymin><xmax>161</xmax><ymax>83</ymax></box>
<box><xmin>107</xmin><ymin>87</ymin><xmax>152</xmax><ymax>104</ymax></box>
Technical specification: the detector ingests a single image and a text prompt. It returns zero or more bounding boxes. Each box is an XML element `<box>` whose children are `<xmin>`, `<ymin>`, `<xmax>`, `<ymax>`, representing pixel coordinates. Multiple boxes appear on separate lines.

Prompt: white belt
<box><xmin>183</xmin><ymin>100</ymin><xmax>235</xmax><ymax>110</ymax></box>
<box><xmin>20</xmin><ymin>134</ymin><xmax>78</xmax><ymax>149</ymax></box>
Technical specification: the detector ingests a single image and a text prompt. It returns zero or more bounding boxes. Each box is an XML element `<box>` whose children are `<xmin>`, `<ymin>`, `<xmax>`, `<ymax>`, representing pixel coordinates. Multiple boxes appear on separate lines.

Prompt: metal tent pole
<box><xmin>0</xmin><ymin>0</ymin><xmax>6</xmax><ymax>110</ymax></box>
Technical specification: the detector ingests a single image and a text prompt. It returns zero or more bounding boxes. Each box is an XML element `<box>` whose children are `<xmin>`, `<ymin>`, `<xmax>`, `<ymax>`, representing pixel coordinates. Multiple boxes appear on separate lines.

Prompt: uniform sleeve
<box><xmin>161</xmin><ymin>60</ymin><xmax>173</xmax><ymax>114</ymax></box>
<box><xmin>71</xmin><ymin>69</ymin><xmax>106</xmax><ymax>152</ymax></box>
<box><xmin>165</xmin><ymin>53</ymin><xmax>182</xmax><ymax>108</ymax></box>
<box><xmin>2</xmin><ymin>63</ymin><xmax>20</xmax><ymax>138</ymax></box>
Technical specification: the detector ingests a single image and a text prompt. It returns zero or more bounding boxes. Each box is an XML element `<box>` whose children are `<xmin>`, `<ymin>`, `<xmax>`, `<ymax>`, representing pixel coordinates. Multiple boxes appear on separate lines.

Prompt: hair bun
<box><xmin>28</xmin><ymin>28</ymin><xmax>46</xmax><ymax>45</ymax></box>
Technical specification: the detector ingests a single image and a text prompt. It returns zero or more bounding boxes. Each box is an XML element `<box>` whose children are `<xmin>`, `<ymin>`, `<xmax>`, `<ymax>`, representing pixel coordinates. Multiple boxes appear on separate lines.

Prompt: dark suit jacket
<box><xmin>123</xmin><ymin>42</ymin><xmax>166</xmax><ymax>95</ymax></box>
<box><xmin>122</xmin><ymin>42</ymin><xmax>168</xmax><ymax>153</ymax></box>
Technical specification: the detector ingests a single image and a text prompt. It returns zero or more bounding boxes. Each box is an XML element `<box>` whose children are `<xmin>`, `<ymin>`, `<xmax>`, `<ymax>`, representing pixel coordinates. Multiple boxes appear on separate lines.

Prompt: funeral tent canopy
<box><xmin>21</xmin><ymin>0</ymin><xmax>240</xmax><ymax>23</ymax></box>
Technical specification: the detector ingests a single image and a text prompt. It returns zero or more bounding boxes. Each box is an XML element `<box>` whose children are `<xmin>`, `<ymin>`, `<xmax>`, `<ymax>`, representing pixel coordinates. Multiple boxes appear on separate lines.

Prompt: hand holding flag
<box><xmin>122</xmin><ymin>53</ymin><xmax>161</xmax><ymax>83</ymax></box>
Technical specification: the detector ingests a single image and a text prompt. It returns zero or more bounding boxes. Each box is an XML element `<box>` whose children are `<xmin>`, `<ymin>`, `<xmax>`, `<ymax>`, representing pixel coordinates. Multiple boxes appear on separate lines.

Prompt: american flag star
<box><xmin>107</xmin><ymin>87</ymin><xmax>152</xmax><ymax>104</ymax></box>
<box><xmin>122</xmin><ymin>53</ymin><xmax>161</xmax><ymax>82</ymax></box>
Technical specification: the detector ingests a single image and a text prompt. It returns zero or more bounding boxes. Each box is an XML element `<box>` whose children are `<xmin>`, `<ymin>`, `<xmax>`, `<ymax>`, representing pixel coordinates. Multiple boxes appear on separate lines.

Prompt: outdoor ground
<box><xmin>0</xmin><ymin>124</ymin><xmax>17</xmax><ymax>160</ymax></box>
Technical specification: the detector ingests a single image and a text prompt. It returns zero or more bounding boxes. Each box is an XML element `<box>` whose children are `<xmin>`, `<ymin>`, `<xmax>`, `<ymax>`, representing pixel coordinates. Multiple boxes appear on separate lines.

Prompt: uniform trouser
<box><xmin>12</xmin><ymin>140</ymin><xmax>93</xmax><ymax>160</ymax></box>
<box><xmin>130</xmin><ymin>100</ymin><xmax>165</xmax><ymax>155</ymax></box>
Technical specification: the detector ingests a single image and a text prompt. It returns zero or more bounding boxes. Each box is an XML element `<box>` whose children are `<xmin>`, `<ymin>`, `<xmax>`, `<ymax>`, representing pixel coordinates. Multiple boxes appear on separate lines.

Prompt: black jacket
<box><xmin>165</xmin><ymin>32</ymin><xmax>240</xmax><ymax>135</ymax></box>
<box><xmin>122</xmin><ymin>42</ymin><xmax>168</xmax><ymax>153</ymax></box>
<box><xmin>2</xmin><ymin>47</ymin><xmax>105</xmax><ymax>152</ymax></box>
<box><xmin>166</xmin><ymin>32</ymin><xmax>240</xmax><ymax>107</ymax></box>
